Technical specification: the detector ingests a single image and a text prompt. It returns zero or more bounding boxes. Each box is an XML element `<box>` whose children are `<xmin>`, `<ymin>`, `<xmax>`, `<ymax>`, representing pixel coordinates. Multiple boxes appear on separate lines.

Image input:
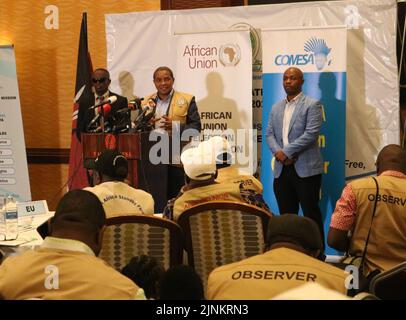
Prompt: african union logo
<box><xmin>219</xmin><ymin>44</ymin><xmax>241</xmax><ymax>67</ymax></box>
<box><xmin>304</xmin><ymin>37</ymin><xmax>332</xmax><ymax>70</ymax></box>
<box><xmin>229</xmin><ymin>22</ymin><xmax>262</xmax><ymax>72</ymax></box>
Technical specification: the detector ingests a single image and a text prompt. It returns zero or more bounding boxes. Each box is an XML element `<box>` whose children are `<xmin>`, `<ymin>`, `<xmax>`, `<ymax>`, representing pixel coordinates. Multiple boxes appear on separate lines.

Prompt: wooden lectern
<box><xmin>81</xmin><ymin>132</ymin><xmax>168</xmax><ymax>212</ymax></box>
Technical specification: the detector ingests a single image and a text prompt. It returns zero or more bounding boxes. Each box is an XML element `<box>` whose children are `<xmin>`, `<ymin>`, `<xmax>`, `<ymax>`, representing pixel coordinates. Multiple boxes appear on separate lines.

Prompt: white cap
<box><xmin>199</xmin><ymin>136</ymin><xmax>232</xmax><ymax>165</ymax></box>
<box><xmin>181</xmin><ymin>146</ymin><xmax>216</xmax><ymax>181</ymax></box>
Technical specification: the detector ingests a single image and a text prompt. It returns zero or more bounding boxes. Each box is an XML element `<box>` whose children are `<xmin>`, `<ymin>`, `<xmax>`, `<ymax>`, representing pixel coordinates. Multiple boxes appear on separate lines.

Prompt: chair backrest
<box><xmin>99</xmin><ymin>215</ymin><xmax>183</xmax><ymax>271</ymax></box>
<box><xmin>177</xmin><ymin>201</ymin><xmax>272</xmax><ymax>289</ymax></box>
<box><xmin>352</xmin><ymin>292</ymin><xmax>379</xmax><ymax>300</ymax></box>
<box><xmin>369</xmin><ymin>261</ymin><xmax>406</xmax><ymax>300</ymax></box>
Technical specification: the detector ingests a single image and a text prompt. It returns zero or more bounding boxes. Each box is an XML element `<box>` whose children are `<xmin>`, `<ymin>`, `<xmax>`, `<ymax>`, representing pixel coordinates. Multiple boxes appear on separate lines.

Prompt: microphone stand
<box><xmin>100</xmin><ymin>105</ymin><xmax>105</xmax><ymax>133</ymax></box>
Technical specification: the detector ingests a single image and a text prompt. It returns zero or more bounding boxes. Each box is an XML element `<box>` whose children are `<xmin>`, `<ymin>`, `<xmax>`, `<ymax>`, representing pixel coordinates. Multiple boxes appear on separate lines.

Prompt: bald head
<box><xmin>51</xmin><ymin>190</ymin><xmax>106</xmax><ymax>255</ymax></box>
<box><xmin>284</xmin><ymin>67</ymin><xmax>304</xmax><ymax>79</ymax></box>
<box><xmin>376</xmin><ymin>144</ymin><xmax>406</xmax><ymax>175</ymax></box>
<box><xmin>283</xmin><ymin>67</ymin><xmax>304</xmax><ymax>100</ymax></box>
<box><xmin>266</xmin><ymin>214</ymin><xmax>323</xmax><ymax>253</ymax></box>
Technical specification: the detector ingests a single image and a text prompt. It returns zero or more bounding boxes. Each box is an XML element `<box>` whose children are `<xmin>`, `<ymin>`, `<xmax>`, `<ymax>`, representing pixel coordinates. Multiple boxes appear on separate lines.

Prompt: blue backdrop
<box><xmin>261</xmin><ymin>71</ymin><xmax>346</xmax><ymax>255</ymax></box>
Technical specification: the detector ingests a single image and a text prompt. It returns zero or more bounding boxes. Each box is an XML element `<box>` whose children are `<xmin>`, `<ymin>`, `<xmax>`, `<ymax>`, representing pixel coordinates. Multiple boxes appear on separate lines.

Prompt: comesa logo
<box><xmin>304</xmin><ymin>37</ymin><xmax>332</xmax><ymax>70</ymax></box>
<box><xmin>275</xmin><ymin>37</ymin><xmax>332</xmax><ymax>70</ymax></box>
<box><xmin>219</xmin><ymin>44</ymin><xmax>241</xmax><ymax>67</ymax></box>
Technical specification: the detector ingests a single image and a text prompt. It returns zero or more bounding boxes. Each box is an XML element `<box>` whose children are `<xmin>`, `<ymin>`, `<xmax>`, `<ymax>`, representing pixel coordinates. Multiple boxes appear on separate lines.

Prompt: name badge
<box><xmin>17</xmin><ymin>200</ymin><xmax>49</xmax><ymax>217</ymax></box>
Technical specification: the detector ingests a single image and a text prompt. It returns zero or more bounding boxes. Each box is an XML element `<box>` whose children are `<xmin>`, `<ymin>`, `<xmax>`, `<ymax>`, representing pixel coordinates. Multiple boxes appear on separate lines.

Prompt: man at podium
<box><xmin>142</xmin><ymin>66</ymin><xmax>201</xmax><ymax>202</ymax></box>
<box><xmin>83</xmin><ymin>68</ymin><xmax>129</xmax><ymax>133</ymax></box>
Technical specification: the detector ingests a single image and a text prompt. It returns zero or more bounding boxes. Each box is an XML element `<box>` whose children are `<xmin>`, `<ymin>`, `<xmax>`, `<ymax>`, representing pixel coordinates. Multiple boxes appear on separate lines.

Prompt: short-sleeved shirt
<box><xmin>85</xmin><ymin>181</ymin><xmax>154</xmax><ymax>218</ymax></box>
<box><xmin>0</xmin><ymin>237</ymin><xmax>145</xmax><ymax>300</ymax></box>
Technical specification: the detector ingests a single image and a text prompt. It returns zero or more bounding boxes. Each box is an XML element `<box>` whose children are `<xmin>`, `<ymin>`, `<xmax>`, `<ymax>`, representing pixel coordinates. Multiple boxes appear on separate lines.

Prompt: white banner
<box><xmin>175</xmin><ymin>30</ymin><xmax>253</xmax><ymax>172</ymax></box>
<box><xmin>106</xmin><ymin>0</ymin><xmax>399</xmax><ymax>181</ymax></box>
<box><xmin>0</xmin><ymin>45</ymin><xmax>31</xmax><ymax>201</ymax></box>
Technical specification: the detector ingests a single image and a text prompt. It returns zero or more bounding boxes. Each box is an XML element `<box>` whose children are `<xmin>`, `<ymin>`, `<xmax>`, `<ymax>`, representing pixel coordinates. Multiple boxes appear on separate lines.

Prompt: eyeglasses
<box><xmin>92</xmin><ymin>77</ymin><xmax>108</xmax><ymax>84</ymax></box>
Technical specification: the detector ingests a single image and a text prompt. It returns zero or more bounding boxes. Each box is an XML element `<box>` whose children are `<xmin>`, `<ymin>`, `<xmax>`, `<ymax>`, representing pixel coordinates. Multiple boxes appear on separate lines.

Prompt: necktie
<box><xmin>95</xmin><ymin>96</ymin><xmax>104</xmax><ymax>116</ymax></box>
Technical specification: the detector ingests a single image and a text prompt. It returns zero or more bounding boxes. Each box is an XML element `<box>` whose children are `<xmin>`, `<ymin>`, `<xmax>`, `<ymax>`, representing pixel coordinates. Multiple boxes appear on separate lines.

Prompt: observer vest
<box><xmin>173</xmin><ymin>182</ymin><xmax>243</xmax><ymax>221</ymax></box>
<box><xmin>143</xmin><ymin>91</ymin><xmax>193</xmax><ymax>124</ymax></box>
<box><xmin>349</xmin><ymin>175</ymin><xmax>406</xmax><ymax>274</ymax></box>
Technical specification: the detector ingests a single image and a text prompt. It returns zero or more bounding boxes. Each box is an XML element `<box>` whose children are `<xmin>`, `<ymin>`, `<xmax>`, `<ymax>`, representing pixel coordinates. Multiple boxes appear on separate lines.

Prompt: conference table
<box><xmin>0</xmin><ymin>212</ymin><xmax>54</xmax><ymax>262</ymax></box>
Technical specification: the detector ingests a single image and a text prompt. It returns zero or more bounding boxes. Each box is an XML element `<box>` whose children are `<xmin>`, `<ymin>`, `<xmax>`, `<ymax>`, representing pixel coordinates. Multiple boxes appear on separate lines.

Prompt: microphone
<box><xmin>134</xmin><ymin>105</ymin><xmax>149</xmax><ymax>124</ymax></box>
<box><xmin>88</xmin><ymin>96</ymin><xmax>117</xmax><ymax>110</ymax></box>
<box><xmin>134</xmin><ymin>106</ymin><xmax>157</xmax><ymax>132</ymax></box>
<box><xmin>87</xmin><ymin>104</ymin><xmax>112</xmax><ymax>129</ymax></box>
<box><xmin>116</xmin><ymin>107</ymin><xmax>130</xmax><ymax>114</ymax></box>
<box><xmin>141</xmin><ymin>97</ymin><xmax>157</xmax><ymax>119</ymax></box>
<box><xmin>132</xmin><ymin>97</ymin><xmax>158</xmax><ymax>132</ymax></box>
<box><xmin>128</xmin><ymin>97</ymin><xmax>144</xmax><ymax>110</ymax></box>
<box><xmin>143</xmin><ymin>106</ymin><xmax>156</xmax><ymax>123</ymax></box>
<box><xmin>97</xmin><ymin>104</ymin><xmax>112</xmax><ymax>117</ymax></box>
<box><xmin>136</xmin><ymin>100</ymin><xmax>155</xmax><ymax>121</ymax></box>
<box><xmin>112</xmin><ymin>107</ymin><xmax>131</xmax><ymax>133</ymax></box>
<box><xmin>147</xmin><ymin>97</ymin><xmax>157</xmax><ymax>108</ymax></box>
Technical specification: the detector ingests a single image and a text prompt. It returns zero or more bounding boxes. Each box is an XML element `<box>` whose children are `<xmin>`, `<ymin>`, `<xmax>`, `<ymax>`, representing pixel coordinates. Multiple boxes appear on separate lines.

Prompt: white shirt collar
<box><xmin>157</xmin><ymin>89</ymin><xmax>174</xmax><ymax>103</ymax></box>
<box><xmin>285</xmin><ymin>92</ymin><xmax>303</xmax><ymax>104</ymax></box>
<box><xmin>94</xmin><ymin>91</ymin><xmax>110</xmax><ymax>100</ymax></box>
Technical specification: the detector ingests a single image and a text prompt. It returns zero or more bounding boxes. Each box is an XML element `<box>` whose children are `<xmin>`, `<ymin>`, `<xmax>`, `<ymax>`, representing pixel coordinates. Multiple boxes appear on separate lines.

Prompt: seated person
<box><xmin>85</xmin><ymin>149</ymin><xmax>154</xmax><ymax>218</ymax></box>
<box><xmin>206</xmin><ymin>214</ymin><xmax>348</xmax><ymax>300</ymax></box>
<box><xmin>159</xmin><ymin>265</ymin><xmax>205</xmax><ymax>300</ymax></box>
<box><xmin>328</xmin><ymin>144</ymin><xmax>406</xmax><ymax>275</ymax></box>
<box><xmin>0</xmin><ymin>190</ymin><xmax>145</xmax><ymax>300</ymax></box>
<box><xmin>163</xmin><ymin>146</ymin><xmax>269</xmax><ymax>221</ymax></box>
<box><xmin>201</xmin><ymin>136</ymin><xmax>263</xmax><ymax>193</ymax></box>
<box><xmin>121</xmin><ymin>255</ymin><xmax>165</xmax><ymax>300</ymax></box>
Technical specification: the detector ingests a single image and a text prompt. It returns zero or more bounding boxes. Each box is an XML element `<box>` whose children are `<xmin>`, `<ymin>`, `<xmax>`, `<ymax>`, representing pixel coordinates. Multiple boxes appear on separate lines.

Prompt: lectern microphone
<box><xmin>89</xmin><ymin>96</ymin><xmax>117</xmax><ymax>110</ymax></box>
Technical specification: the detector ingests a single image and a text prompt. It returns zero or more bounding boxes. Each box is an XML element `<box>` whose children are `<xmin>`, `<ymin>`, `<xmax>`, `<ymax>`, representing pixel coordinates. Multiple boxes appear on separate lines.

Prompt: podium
<box><xmin>82</xmin><ymin>132</ymin><xmax>168</xmax><ymax>212</ymax></box>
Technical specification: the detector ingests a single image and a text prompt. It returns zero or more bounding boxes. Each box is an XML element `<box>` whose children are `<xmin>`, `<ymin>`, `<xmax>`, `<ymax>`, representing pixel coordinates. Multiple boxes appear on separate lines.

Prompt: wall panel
<box><xmin>0</xmin><ymin>1</ymin><xmax>160</xmax><ymax>149</ymax></box>
<box><xmin>0</xmin><ymin>1</ymin><xmax>159</xmax><ymax>204</ymax></box>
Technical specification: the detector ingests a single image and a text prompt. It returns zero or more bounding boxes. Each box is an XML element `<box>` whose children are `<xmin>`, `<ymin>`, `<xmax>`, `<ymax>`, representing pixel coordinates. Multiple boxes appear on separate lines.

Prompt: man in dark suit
<box><xmin>266</xmin><ymin>67</ymin><xmax>324</xmax><ymax>242</ymax></box>
<box><xmin>82</xmin><ymin>68</ymin><xmax>129</xmax><ymax>133</ymax></box>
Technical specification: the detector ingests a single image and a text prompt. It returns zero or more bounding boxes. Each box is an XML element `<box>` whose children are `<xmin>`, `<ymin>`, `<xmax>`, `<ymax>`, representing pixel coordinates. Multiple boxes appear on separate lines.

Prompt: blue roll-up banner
<box><xmin>261</xmin><ymin>27</ymin><xmax>347</xmax><ymax>255</ymax></box>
